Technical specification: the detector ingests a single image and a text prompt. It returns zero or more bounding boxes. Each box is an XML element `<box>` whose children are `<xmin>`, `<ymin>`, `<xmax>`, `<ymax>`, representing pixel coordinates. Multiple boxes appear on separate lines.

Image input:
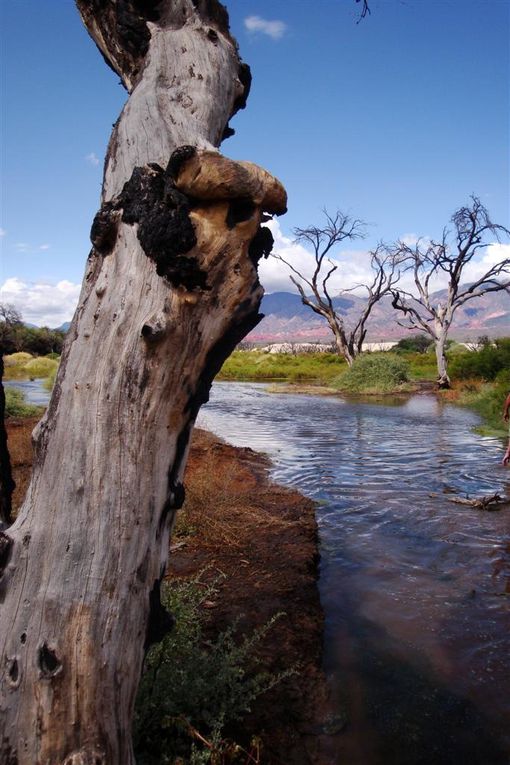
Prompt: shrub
<box><xmin>450</xmin><ymin>338</ymin><xmax>510</xmax><ymax>382</ymax></box>
<box><xmin>134</xmin><ymin>573</ymin><xmax>290</xmax><ymax>764</ymax></box>
<box><xmin>23</xmin><ymin>357</ymin><xmax>58</xmax><ymax>378</ymax></box>
<box><xmin>335</xmin><ymin>353</ymin><xmax>410</xmax><ymax>393</ymax></box>
<box><xmin>394</xmin><ymin>335</ymin><xmax>431</xmax><ymax>354</ymax></box>
<box><xmin>4</xmin><ymin>388</ymin><xmax>44</xmax><ymax>418</ymax></box>
<box><xmin>3</xmin><ymin>352</ymin><xmax>33</xmax><ymax>367</ymax></box>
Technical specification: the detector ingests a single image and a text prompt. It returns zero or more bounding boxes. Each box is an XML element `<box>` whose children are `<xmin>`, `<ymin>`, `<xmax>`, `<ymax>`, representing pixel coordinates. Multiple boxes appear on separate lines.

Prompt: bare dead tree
<box><xmin>274</xmin><ymin>211</ymin><xmax>401</xmax><ymax>364</ymax></box>
<box><xmin>0</xmin><ymin>2</ymin><xmax>287</xmax><ymax>762</ymax></box>
<box><xmin>390</xmin><ymin>196</ymin><xmax>510</xmax><ymax>388</ymax></box>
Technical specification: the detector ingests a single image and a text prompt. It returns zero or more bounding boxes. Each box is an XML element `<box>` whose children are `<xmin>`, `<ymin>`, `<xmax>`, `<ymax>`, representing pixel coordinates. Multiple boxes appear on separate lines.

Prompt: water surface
<box><xmin>4</xmin><ymin>378</ymin><xmax>49</xmax><ymax>406</ymax></box>
<box><xmin>197</xmin><ymin>382</ymin><xmax>510</xmax><ymax>764</ymax></box>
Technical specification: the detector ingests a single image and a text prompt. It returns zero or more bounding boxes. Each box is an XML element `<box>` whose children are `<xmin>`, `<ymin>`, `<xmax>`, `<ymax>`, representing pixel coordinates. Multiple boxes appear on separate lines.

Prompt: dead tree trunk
<box><xmin>434</xmin><ymin>324</ymin><xmax>450</xmax><ymax>389</ymax></box>
<box><xmin>0</xmin><ymin>356</ymin><xmax>15</xmax><ymax>527</ymax></box>
<box><xmin>0</xmin><ymin>3</ymin><xmax>286</xmax><ymax>763</ymax></box>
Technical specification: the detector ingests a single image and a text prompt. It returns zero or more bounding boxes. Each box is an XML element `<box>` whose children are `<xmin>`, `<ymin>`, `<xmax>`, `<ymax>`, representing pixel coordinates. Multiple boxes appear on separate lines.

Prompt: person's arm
<box><xmin>503</xmin><ymin>393</ymin><xmax>510</xmax><ymax>422</ymax></box>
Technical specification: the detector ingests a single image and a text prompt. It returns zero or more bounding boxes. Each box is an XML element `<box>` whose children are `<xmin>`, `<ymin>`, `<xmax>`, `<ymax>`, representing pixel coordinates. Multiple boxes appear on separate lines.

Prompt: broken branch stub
<box><xmin>90</xmin><ymin>146</ymin><xmax>287</xmax><ymax>290</ymax></box>
<box><xmin>171</xmin><ymin>147</ymin><xmax>288</xmax><ymax>215</ymax></box>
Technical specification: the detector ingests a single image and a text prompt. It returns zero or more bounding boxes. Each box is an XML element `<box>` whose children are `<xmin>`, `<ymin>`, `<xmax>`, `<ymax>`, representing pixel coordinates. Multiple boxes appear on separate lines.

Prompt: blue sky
<box><xmin>1</xmin><ymin>0</ymin><xmax>509</xmax><ymax>325</ymax></box>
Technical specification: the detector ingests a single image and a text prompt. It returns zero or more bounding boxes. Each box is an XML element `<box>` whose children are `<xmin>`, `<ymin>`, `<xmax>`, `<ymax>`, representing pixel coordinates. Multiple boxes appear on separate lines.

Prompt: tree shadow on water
<box><xmin>352</xmin><ymin>619</ymin><xmax>509</xmax><ymax>765</ymax></box>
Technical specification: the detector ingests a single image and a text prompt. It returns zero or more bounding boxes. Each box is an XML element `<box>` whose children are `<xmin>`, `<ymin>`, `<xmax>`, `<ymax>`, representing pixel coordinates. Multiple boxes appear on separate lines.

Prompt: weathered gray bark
<box><xmin>0</xmin><ymin>3</ymin><xmax>286</xmax><ymax>763</ymax></box>
<box><xmin>434</xmin><ymin>314</ymin><xmax>451</xmax><ymax>389</ymax></box>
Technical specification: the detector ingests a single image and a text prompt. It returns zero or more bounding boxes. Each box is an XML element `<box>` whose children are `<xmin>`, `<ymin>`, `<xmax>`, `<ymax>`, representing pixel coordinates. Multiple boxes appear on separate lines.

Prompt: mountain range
<box><xmin>248</xmin><ymin>287</ymin><xmax>510</xmax><ymax>343</ymax></box>
<box><xmin>53</xmin><ymin>286</ymin><xmax>509</xmax><ymax>342</ymax></box>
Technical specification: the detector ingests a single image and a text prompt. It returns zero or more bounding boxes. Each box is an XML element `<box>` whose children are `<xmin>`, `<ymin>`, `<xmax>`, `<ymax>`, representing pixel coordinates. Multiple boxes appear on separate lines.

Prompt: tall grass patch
<box><xmin>4</xmin><ymin>388</ymin><xmax>44</xmax><ymax>418</ymax></box>
<box><xmin>219</xmin><ymin>351</ymin><xmax>346</xmax><ymax>384</ymax></box>
<box><xmin>335</xmin><ymin>353</ymin><xmax>410</xmax><ymax>393</ymax></box>
<box><xmin>23</xmin><ymin>356</ymin><xmax>58</xmax><ymax>378</ymax></box>
<box><xmin>3</xmin><ymin>352</ymin><xmax>34</xmax><ymax>366</ymax></box>
<box><xmin>454</xmin><ymin>369</ymin><xmax>510</xmax><ymax>436</ymax></box>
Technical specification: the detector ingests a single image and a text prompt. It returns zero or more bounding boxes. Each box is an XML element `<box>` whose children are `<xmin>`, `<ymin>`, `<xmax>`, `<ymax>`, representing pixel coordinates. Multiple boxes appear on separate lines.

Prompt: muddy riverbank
<box><xmin>7</xmin><ymin>418</ymin><xmax>335</xmax><ymax>764</ymax></box>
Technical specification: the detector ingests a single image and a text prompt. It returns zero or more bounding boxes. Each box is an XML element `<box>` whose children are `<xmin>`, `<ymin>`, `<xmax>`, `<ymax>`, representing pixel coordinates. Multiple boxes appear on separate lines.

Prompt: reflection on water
<box><xmin>198</xmin><ymin>382</ymin><xmax>510</xmax><ymax>764</ymax></box>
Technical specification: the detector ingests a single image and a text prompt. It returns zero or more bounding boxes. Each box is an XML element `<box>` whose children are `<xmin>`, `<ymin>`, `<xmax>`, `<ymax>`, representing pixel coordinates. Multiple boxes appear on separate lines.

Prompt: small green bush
<box><xmin>134</xmin><ymin>573</ymin><xmax>290</xmax><ymax>764</ymax></box>
<box><xmin>4</xmin><ymin>388</ymin><xmax>44</xmax><ymax>418</ymax></box>
<box><xmin>394</xmin><ymin>335</ymin><xmax>431</xmax><ymax>354</ymax></box>
<box><xmin>23</xmin><ymin>357</ymin><xmax>58</xmax><ymax>378</ymax></box>
<box><xmin>335</xmin><ymin>353</ymin><xmax>410</xmax><ymax>393</ymax></box>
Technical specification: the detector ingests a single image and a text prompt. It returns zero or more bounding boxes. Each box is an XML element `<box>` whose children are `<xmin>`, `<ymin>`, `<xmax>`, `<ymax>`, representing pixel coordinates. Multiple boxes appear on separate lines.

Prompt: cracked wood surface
<box><xmin>0</xmin><ymin>2</ymin><xmax>286</xmax><ymax>763</ymax></box>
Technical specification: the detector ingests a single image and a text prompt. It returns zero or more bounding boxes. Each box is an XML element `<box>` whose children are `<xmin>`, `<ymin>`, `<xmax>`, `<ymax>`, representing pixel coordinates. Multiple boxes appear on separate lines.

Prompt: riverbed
<box><xmin>197</xmin><ymin>382</ymin><xmax>510</xmax><ymax>764</ymax></box>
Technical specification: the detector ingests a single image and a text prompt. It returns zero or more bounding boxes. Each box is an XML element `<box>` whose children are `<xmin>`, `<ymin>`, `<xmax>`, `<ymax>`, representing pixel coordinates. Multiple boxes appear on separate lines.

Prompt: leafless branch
<box><xmin>273</xmin><ymin>211</ymin><xmax>402</xmax><ymax>363</ymax></box>
<box><xmin>356</xmin><ymin>0</ymin><xmax>371</xmax><ymax>23</ymax></box>
<box><xmin>389</xmin><ymin>196</ymin><xmax>510</xmax><ymax>386</ymax></box>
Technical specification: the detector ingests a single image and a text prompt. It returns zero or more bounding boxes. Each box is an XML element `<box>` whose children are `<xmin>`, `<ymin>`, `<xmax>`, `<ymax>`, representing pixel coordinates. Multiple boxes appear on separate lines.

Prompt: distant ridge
<box><xmin>249</xmin><ymin>287</ymin><xmax>510</xmax><ymax>343</ymax></box>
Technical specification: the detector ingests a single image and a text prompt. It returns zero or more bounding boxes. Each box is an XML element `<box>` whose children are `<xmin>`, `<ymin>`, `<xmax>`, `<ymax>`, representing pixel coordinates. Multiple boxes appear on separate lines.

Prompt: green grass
<box><xmin>334</xmin><ymin>353</ymin><xmax>411</xmax><ymax>394</ymax></box>
<box><xmin>400</xmin><ymin>351</ymin><xmax>437</xmax><ymax>380</ymax></box>
<box><xmin>450</xmin><ymin>370</ymin><xmax>510</xmax><ymax>437</ymax></box>
<box><xmin>4</xmin><ymin>388</ymin><xmax>44</xmax><ymax>418</ymax></box>
<box><xmin>218</xmin><ymin>351</ymin><xmax>346</xmax><ymax>384</ymax></box>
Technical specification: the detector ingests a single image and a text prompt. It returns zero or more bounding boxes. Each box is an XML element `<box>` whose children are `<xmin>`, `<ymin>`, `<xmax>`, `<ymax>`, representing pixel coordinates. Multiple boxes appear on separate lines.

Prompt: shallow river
<box><xmin>9</xmin><ymin>378</ymin><xmax>510</xmax><ymax>762</ymax></box>
<box><xmin>197</xmin><ymin>382</ymin><xmax>510</xmax><ymax>765</ymax></box>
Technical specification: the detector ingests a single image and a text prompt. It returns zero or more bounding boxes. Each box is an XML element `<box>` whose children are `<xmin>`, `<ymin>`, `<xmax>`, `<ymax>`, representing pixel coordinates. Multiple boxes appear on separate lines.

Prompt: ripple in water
<box><xmin>198</xmin><ymin>382</ymin><xmax>510</xmax><ymax>764</ymax></box>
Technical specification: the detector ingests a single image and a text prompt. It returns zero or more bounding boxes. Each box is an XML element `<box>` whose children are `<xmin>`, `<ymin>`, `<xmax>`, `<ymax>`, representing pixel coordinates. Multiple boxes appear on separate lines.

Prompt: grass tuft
<box><xmin>4</xmin><ymin>388</ymin><xmax>44</xmax><ymax>418</ymax></box>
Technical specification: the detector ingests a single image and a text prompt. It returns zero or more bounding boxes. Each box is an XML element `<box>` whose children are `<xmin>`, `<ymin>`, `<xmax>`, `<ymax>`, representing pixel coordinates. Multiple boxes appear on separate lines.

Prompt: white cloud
<box><xmin>260</xmin><ymin>221</ymin><xmax>510</xmax><ymax>299</ymax></box>
<box><xmin>13</xmin><ymin>242</ymin><xmax>51</xmax><ymax>254</ymax></box>
<box><xmin>0</xmin><ymin>228</ymin><xmax>6</xmax><ymax>237</ymax></box>
<box><xmin>461</xmin><ymin>242</ymin><xmax>510</xmax><ymax>285</ymax></box>
<box><xmin>400</xmin><ymin>233</ymin><xmax>419</xmax><ymax>247</ymax></box>
<box><xmin>0</xmin><ymin>277</ymin><xmax>80</xmax><ymax>327</ymax></box>
<box><xmin>259</xmin><ymin>219</ymin><xmax>376</xmax><ymax>295</ymax></box>
<box><xmin>244</xmin><ymin>15</ymin><xmax>287</xmax><ymax>40</ymax></box>
<box><xmin>85</xmin><ymin>152</ymin><xmax>100</xmax><ymax>167</ymax></box>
